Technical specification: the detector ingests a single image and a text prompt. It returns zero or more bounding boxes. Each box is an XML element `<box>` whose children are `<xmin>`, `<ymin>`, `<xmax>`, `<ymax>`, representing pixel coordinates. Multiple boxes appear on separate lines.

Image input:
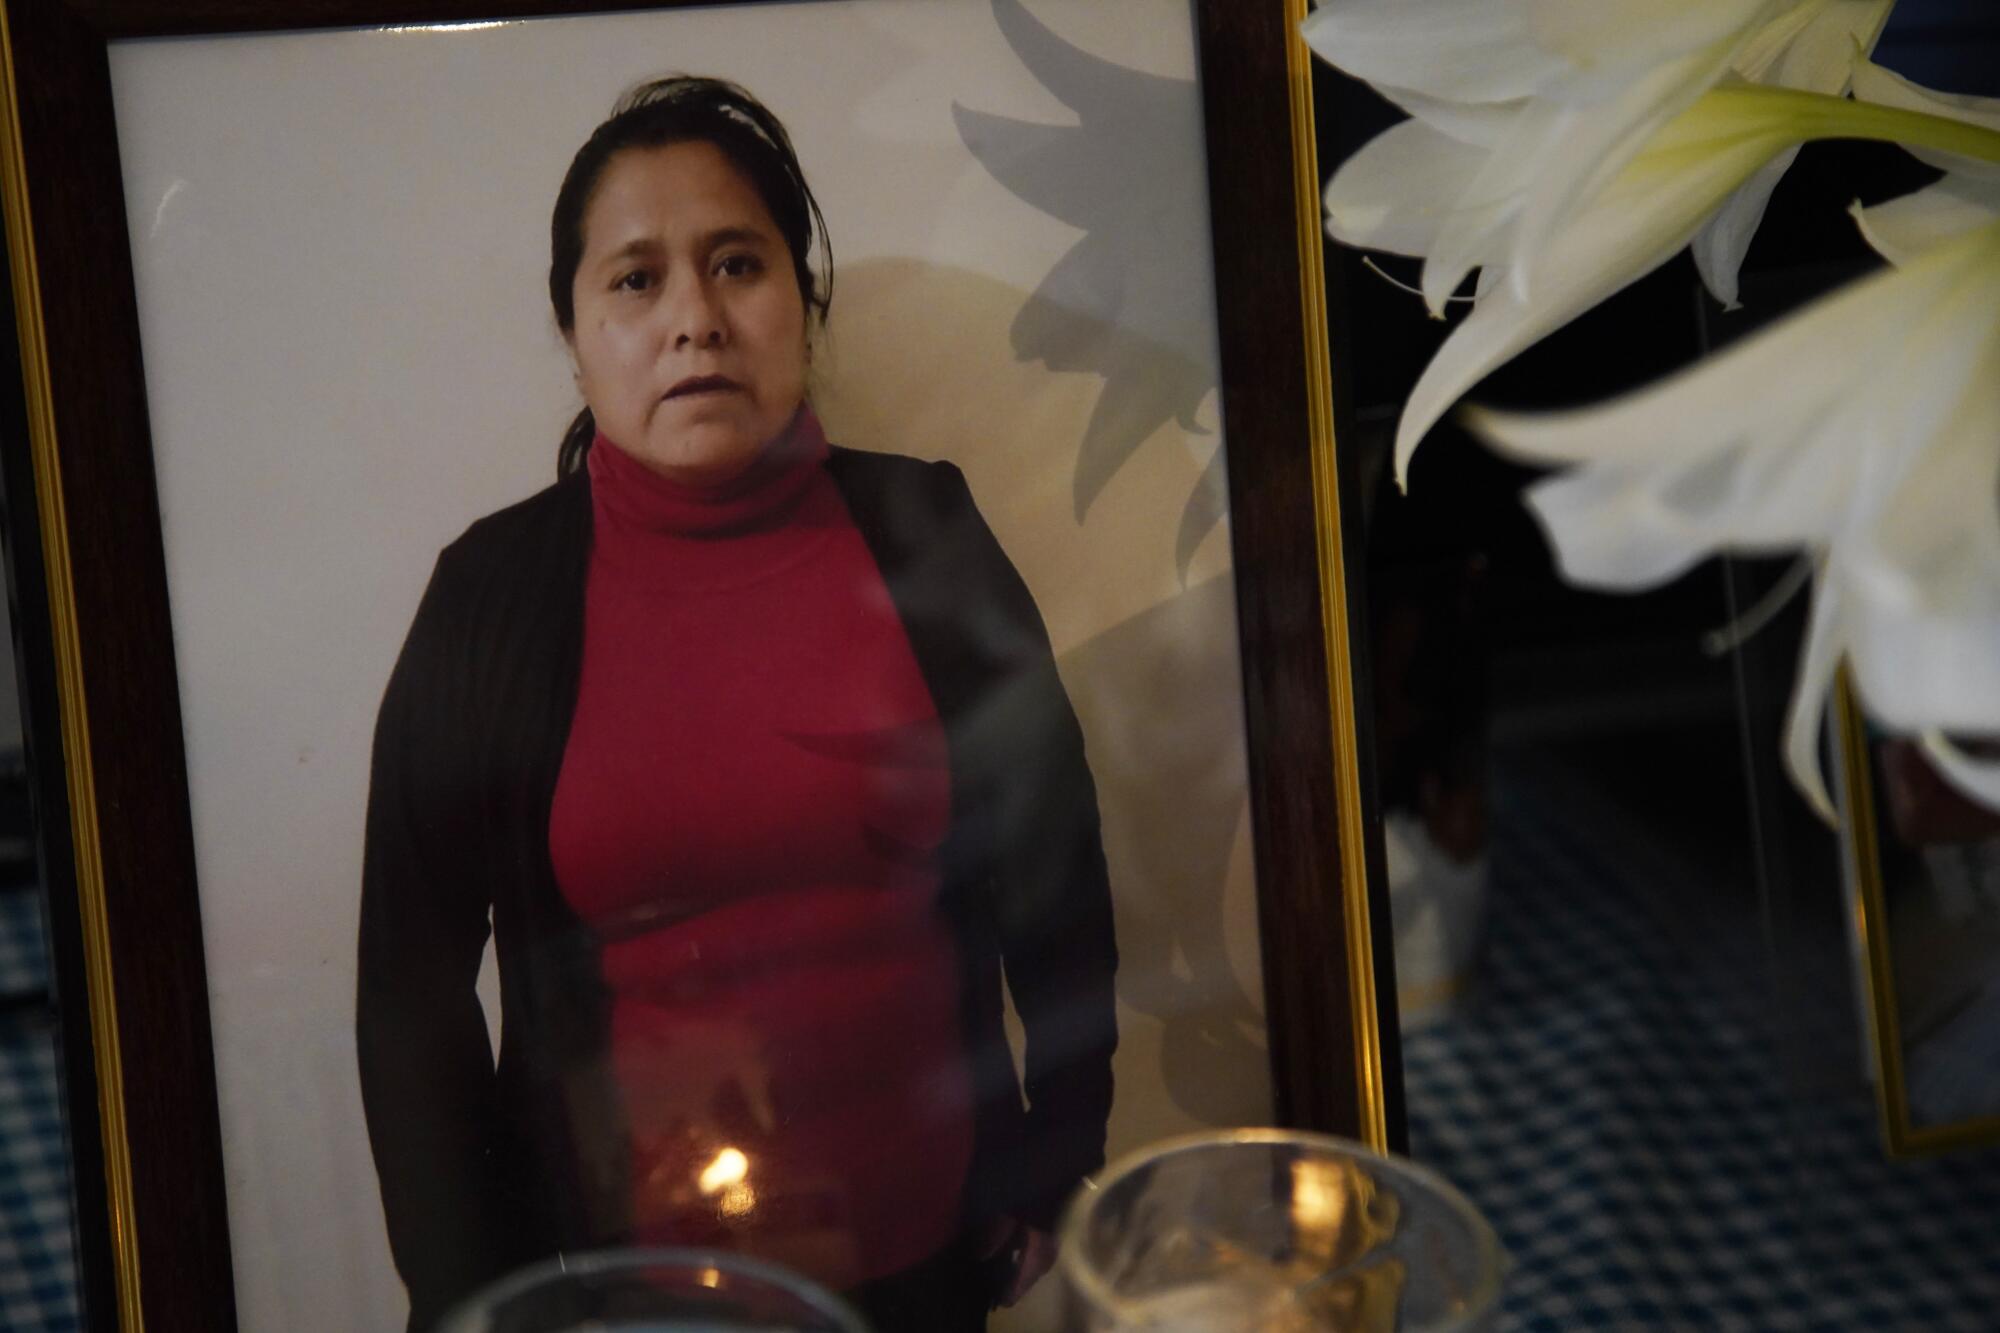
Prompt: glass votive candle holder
<box><xmin>433</xmin><ymin>1246</ymin><xmax>872</xmax><ymax>1333</ymax></box>
<box><xmin>1056</xmin><ymin>1128</ymin><xmax>1502</xmax><ymax>1332</ymax></box>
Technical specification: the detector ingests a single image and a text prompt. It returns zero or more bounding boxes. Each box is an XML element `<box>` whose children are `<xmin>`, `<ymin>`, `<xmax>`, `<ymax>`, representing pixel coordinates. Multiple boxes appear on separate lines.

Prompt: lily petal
<box><xmin>1693</xmin><ymin>146</ymin><xmax>1799</xmax><ymax>307</ymax></box>
<box><xmin>1369</xmin><ymin>85</ymin><xmax>1521</xmax><ymax>148</ymax></box>
<box><xmin>1730</xmin><ymin>0</ymin><xmax>1824</xmax><ymax>80</ymax></box>
<box><xmin>1477</xmin><ymin>261</ymin><xmax>1983</xmax><ymax>589</ymax></box>
<box><xmin>1512</xmin><ymin>391</ymin><xmax>1856</xmax><ymax>588</ymax></box>
<box><xmin>1735</xmin><ymin>0</ymin><xmax>1893</xmax><ymax>89</ymax></box>
<box><xmin>1324</xmin><ymin>118</ymin><xmax>1500</xmax><ymax>260</ymax></box>
<box><xmin>1301</xmin><ymin>0</ymin><xmax>1562</xmax><ymax>104</ymax></box>
<box><xmin>1523</xmin><ymin>0</ymin><xmax>1779</xmax><ymax>97</ymax></box>
<box><xmin>1841</xmin><ymin>292</ymin><xmax>2000</xmax><ymax>733</ymax></box>
<box><xmin>1854</xmin><ymin>175</ymin><xmax>2000</xmax><ymax>265</ymax></box>
<box><xmin>1463</xmin><ymin>227</ymin><xmax>1984</xmax><ymax>470</ymax></box>
<box><xmin>1784</xmin><ymin>561</ymin><xmax>1843</xmax><ymax>822</ymax></box>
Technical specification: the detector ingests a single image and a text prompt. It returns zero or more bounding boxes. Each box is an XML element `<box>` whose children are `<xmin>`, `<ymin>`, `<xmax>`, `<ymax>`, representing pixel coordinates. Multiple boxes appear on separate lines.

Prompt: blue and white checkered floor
<box><xmin>1</xmin><ymin>888</ymin><xmax>77</xmax><ymax>1333</ymax></box>
<box><xmin>1403</xmin><ymin>761</ymin><xmax>2000</xmax><ymax>1330</ymax></box>
<box><xmin>1</xmin><ymin>1018</ymin><xmax>77</xmax><ymax>1332</ymax></box>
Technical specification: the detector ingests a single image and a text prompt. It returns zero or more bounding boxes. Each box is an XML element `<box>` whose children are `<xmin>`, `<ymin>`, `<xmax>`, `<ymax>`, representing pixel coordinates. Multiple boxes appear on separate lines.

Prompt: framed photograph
<box><xmin>0</xmin><ymin>0</ymin><xmax>1394</xmax><ymax>1327</ymax></box>
<box><xmin>1835</xmin><ymin>678</ymin><xmax>2000</xmax><ymax>1156</ymax></box>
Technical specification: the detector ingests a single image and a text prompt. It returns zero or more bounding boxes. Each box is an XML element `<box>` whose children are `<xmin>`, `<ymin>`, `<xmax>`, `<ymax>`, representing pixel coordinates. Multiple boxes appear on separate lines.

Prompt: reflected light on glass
<box><xmin>700</xmin><ymin>1147</ymin><xmax>750</xmax><ymax>1195</ymax></box>
<box><xmin>1292</xmin><ymin>1156</ymin><xmax>1399</xmax><ymax>1270</ymax></box>
<box><xmin>1291</xmin><ymin>1157</ymin><xmax>1347</xmax><ymax>1235</ymax></box>
<box><xmin>377</xmin><ymin>21</ymin><xmax>516</xmax><ymax>33</ymax></box>
<box><xmin>697</xmin><ymin>1266</ymin><xmax>723</xmax><ymax>1290</ymax></box>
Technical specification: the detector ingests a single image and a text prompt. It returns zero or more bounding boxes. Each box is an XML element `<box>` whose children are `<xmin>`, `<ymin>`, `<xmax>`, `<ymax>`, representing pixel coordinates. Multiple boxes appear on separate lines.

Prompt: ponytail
<box><xmin>557</xmin><ymin>407</ymin><xmax>596</xmax><ymax>479</ymax></box>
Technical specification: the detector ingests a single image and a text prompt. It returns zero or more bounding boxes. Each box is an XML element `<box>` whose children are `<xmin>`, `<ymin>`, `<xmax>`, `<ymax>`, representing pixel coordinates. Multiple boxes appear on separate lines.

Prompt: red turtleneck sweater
<box><xmin>547</xmin><ymin>413</ymin><xmax>974</xmax><ymax>1287</ymax></box>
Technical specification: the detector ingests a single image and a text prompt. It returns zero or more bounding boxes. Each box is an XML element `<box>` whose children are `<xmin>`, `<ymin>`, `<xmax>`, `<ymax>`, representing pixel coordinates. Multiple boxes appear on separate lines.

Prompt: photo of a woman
<box><xmin>355</xmin><ymin>76</ymin><xmax>1118</xmax><ymax>1333</ymax></box>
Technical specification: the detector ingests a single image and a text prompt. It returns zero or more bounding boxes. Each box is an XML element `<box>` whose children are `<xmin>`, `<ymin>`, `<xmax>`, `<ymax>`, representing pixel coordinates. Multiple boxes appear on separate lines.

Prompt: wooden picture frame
<box><xmin>1835</xmin><ymin>675</ymin><xmax>2000</xmax><ymax>1157</ymax></box>
<box><xmin>0</xmin><ymin>0</ymin><xmax>1395</xmax><ymax>1326</ymax></box>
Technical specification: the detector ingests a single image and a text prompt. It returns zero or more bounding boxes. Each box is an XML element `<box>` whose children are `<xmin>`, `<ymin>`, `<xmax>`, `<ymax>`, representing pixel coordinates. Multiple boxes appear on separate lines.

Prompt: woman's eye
<box><xmin>716</xmin><ymin>253</ymin><xmax>763</xmax><ymax>279</ymax></box>
<box><xmin>614</xmin><ymin>269</ymin><xmax>653</xmax><ymax>293</ymax></box>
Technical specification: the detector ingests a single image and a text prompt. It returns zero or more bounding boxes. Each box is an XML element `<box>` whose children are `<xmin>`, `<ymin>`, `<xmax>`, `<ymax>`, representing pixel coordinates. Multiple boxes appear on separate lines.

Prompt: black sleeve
<box><xmin>932</xmin><ymin>461</ymin><xmax>1120</xmax><ymax>1232</ymax></box>
<box><xmin>355</xmin><ymin>552</ymin><xmax>530</xmax><ymax>1330</ymax></box>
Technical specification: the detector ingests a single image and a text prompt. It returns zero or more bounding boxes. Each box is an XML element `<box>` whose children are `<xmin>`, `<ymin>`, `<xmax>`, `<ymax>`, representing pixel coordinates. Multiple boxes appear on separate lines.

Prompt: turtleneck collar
<box><xmin>588</xmin><ymin>405</ymin><xmax>830</xmax><ymax>538</ymax></box>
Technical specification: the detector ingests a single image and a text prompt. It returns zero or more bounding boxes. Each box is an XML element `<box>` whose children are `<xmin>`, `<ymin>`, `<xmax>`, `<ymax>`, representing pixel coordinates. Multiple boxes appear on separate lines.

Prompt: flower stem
<box><xmin>1703</xmin><ymin>85</ymin><xmax>2000</xmax><ymax>165</ymax></box>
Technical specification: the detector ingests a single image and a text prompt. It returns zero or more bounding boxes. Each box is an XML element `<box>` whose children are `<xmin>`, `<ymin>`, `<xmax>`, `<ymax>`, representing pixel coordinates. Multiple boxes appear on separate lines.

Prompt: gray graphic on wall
<box><xmin>954</xmin><ymin>0</ymin><xmax>1226</xmax><ymax>579</ymax></box>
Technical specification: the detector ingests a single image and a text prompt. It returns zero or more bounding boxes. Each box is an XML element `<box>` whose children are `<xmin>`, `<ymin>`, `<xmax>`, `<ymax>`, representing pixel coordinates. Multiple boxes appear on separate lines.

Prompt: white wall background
<box><xmin>109</xmin><ymin>2</ymin><xmax>1270</xmax><ymax>1327</ymax></box>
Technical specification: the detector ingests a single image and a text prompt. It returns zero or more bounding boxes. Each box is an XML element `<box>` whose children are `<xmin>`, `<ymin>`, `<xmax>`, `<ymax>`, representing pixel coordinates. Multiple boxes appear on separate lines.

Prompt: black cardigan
<box><xmin>356</xmin><ymin>447</ymin><xmax>1118</xmax><ymax>1330</ymax></box>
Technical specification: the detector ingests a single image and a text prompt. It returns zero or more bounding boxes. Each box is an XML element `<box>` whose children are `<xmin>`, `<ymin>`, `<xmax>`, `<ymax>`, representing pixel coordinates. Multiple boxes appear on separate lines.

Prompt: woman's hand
<box><xmin>981</xmin><ymin>1216</ymin><xmax>1058</xmax><ymax>1307</ymax></box>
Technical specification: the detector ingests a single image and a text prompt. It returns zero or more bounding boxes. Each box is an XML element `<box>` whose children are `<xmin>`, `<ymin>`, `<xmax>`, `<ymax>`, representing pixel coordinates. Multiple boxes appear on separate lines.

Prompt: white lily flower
<box><xmin>1307</xmin><ymin>0</ymin><xmax>1891</xmax><ymax>313</ymax></box>
<box><xmin>1310</xmin><ymin>0</ymin><xmax>1895</xmax><ymax>481</ymax></box>
<box><xmin>1463</xmin><ymin>172</ymin><xmax>2000</xmax><ymax>819</ymax></box>
<box><xmin>1377</xmin><ymin>84</ymin><xmax>1852</xmax><ymax>486</ymax></box>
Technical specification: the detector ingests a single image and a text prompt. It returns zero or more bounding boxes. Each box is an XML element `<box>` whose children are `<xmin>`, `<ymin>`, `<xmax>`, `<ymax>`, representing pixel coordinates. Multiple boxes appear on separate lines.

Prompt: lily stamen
<box><xmin>1360</xmin><ymin>256</ymin><xmax>1477</xmax><ymax>307</ymax></box>
<box><xmin>1702</xmin><ymin>555</ymin><xmax>1815</xmax><ymax>656</ymax></box>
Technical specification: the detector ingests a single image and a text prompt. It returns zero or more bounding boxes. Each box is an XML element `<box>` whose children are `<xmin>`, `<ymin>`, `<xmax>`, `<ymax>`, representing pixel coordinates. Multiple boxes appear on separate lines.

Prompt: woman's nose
<box><xmin>667</xmin><ymin>277</ymin><xmax>726</xmax><ymax>350</ymax></box>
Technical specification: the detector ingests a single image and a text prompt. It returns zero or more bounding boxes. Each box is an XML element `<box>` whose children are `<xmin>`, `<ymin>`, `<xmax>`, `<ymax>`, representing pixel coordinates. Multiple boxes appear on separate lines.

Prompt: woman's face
<box><xmin>568</xmin><ymin>140</ymin><xmax>808</xmax><ymax>486</ymax></box>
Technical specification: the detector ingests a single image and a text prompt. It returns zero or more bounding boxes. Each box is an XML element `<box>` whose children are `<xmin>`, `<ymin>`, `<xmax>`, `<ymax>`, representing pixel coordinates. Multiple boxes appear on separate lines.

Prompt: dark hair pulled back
<box><xmin>550</xmin><ymin>75</ymin><xmax>832</xmax><ymax>477</ymax></box>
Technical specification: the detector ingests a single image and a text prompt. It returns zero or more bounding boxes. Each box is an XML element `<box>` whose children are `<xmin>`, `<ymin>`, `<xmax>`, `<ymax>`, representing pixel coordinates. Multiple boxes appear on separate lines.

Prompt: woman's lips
<box><xmin>665</xmin><ymin>375</ymin><xmax>742</xmax><ymax>400</ymax></box>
